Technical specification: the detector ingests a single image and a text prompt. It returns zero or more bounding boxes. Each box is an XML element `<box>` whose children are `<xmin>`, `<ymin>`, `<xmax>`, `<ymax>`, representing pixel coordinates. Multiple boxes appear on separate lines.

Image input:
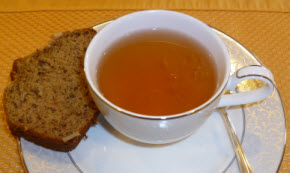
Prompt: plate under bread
<box><xmin>18</xmin><ymin>21</ymin><xmax>286</xmax><ymax>173</ymax></box>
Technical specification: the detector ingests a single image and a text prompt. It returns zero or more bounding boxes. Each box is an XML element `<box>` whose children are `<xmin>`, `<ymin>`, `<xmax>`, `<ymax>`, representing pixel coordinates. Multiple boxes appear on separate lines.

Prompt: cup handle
<box><xmin>217</xmin><ymin>65</ymin><xmax>274</xmax><ymax>108</ymax></box>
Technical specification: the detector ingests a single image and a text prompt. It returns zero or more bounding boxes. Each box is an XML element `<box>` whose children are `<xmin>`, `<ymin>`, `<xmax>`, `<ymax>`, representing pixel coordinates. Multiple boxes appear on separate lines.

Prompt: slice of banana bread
<box><xmin>4</xmin><ymin>28</ymin><xmax>98</xmax><ymax>152</ymax></box>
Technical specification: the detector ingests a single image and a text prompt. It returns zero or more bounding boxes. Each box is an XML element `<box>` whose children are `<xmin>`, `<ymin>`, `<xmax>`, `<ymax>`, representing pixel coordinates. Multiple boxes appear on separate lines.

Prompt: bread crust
<box><xmin>5</xmin><ymin>110</ymin><xmax>97</xmax><ymax>151</ymax></box>
<box><xmin>4</xmin><ymin>28</ymin><xmax>98</xmax><ymax>152</ymax></box>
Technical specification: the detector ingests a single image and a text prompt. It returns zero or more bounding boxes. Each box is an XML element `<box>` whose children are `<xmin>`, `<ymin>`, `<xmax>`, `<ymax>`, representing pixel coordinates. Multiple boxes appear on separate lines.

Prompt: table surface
<box><xmin>0</xmin><ymin>0</ymin><xmax>289</xmax><ymax>172</ymax></box>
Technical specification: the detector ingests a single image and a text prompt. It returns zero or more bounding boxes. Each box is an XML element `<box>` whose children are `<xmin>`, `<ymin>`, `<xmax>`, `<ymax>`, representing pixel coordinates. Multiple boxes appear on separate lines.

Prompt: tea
<box><xmin>97</xmin><ymin>30</ymin><xmax>217</xmax><ymax>115</ymax></box>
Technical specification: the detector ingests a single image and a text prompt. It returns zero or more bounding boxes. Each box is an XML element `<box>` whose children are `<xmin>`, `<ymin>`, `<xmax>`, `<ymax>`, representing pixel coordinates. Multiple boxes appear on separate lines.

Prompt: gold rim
<box><xmin>89</xmin><ymin>21</ymin><xmax>230</xmax><ymax>120</ymax></box>
<box><xmin>17</xmin><ymin>138</ymin><xmax>29</xmax><ymax>173</ymax></box>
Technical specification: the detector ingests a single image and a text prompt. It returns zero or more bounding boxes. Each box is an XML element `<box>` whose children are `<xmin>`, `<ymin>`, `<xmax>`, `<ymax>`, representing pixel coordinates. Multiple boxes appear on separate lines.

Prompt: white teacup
<box><xmin>84</xmin><ymin>10</ymin><xmax>274</xmax><ymax>144</ymax></box>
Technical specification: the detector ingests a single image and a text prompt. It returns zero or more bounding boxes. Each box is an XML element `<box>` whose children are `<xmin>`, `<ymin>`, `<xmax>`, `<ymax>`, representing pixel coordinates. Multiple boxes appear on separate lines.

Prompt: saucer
<box><xmin>19</xmin><ymin>21</ymin><xmax>286</xmax><ymax>173</ymax></box>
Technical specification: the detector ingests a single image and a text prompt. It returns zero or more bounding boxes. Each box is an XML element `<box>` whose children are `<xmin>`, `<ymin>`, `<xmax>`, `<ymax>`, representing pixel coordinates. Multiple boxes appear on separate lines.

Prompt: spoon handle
<box><xmin>219</xmin><ymin>108</ymin><xmax>253</xmax><ymax>173</ymax></box>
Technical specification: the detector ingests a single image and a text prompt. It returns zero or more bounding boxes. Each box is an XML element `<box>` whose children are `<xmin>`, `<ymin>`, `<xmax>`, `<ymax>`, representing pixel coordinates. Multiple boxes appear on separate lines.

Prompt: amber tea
<box><xmin>97</xmin><ymin>30</ymin><xmax>217</xmax><ymax>115</ymax></box>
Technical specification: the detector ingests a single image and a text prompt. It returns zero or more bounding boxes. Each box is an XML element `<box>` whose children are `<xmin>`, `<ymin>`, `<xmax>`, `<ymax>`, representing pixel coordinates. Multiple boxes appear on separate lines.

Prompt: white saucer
<box><xmin>19</xmin><ymin>21</ymin><xmax>286</xmax><ymax>173</ymax></box>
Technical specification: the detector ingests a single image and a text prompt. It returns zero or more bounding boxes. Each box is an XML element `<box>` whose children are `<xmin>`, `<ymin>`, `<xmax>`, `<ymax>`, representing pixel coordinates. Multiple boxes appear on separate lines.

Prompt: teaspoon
<box><xmin>219</xmin><ymin>108</ymin><xmax>253</xmax><ymax>173</ymax></box>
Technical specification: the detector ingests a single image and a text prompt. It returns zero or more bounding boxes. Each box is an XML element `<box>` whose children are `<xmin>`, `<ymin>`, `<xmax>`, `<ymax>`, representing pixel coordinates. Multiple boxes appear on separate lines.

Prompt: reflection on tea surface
<box><xmin>97</xmin><ymin>29</ymin><xmax>217</xmax><ymax>115</ymax></box>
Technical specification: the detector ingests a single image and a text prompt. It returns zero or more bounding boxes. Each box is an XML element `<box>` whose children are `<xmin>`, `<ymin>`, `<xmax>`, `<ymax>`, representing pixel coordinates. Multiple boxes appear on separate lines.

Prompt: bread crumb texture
<box><xmin>4</xmin><ymin>28</ymin><xmax>98</xmax><ymax>151</ymax></box>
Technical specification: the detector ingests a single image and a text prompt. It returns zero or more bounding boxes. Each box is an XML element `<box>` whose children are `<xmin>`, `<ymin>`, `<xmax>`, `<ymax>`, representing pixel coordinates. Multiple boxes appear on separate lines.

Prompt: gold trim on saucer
<box><xmin>17</xmin><ymin>138</ymin><xmax>29</xmax><ymax>173</ymax></box>
<box><xmin>18</xmin><ymin>21</ymin><xmax>286</xmax><ymax>173</ymax></box>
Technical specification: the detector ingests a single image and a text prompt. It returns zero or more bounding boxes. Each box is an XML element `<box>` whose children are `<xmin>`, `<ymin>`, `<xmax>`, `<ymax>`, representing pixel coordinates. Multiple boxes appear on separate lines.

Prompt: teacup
<box><xmin>84</xmin><ymin>10</ymin><xmax>274</xmax><ymax>144</ymax></box>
